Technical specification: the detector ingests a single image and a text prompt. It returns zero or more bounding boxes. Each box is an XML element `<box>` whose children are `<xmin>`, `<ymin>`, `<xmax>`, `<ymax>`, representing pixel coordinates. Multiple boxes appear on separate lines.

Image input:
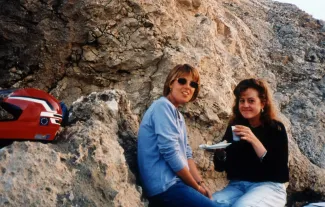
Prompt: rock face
<box><xmin>0</xmin><ymin>0</ymin><xmax>325</xmax><ymax>206</ymax></box>
<box><xmin>0</xmin><ymin>91</ymin><xmax>143</xmax><ymax>206</ymax></box>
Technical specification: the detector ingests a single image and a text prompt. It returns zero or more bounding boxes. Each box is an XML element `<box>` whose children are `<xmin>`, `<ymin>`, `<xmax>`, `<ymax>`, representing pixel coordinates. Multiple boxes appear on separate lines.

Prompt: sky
<box><xmin>273</xmin><ymin>0</ymin><xmax>325</xmax><ymax>21</ymax></box>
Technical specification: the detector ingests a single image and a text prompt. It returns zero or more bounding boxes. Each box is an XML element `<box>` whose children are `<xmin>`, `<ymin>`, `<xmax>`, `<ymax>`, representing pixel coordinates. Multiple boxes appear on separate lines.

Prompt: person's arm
<box><xmin>213</xmin><ymin>126</ymin><xmax>232</xmax><ymax>172</ymax></box>
<box><xmin>188</xmin><ymin>159</ymin><xmax>212</xmax><ymax>198</ymax></box>
<box><xmin>233</xmin><ymin>125</ymin><xmax>267</xmax><ymax>159</ymax></box>
<box><xmin>262</xmin><ymin>122</ymin><xmax>288</xmax><ymax>166</ymax></box>
<box><xmin>213</xmin><ymin>149</ymin><xmax>226</xmax><ymax>172</ymax></box>
<box><xmin>234</xmin><ymin>123</ymin><xmax>288</xmax><ymax>166</ymax></box>
<box><xmin>258</xmin><ymin>122</ymin><xmax>289</xmax><ymax>182</ymax></box>
<box><xmin>176</xmin><ymin>166</ymin><xmax>207</xmax><ymax>196</ymax></box>
<box><xmin>154</xmin><ymin>102</ymin><xmax>187</xmax><ymax>171</ymax></box>
<box><xmin>153</xmin><ymin>101</ymin><xmax>207</xmax><ymax>195</ymax></box>
<box><xmin>182</xmin><ymin>120</ymin><xmax>210</xmax><ymax>197</ymax></box>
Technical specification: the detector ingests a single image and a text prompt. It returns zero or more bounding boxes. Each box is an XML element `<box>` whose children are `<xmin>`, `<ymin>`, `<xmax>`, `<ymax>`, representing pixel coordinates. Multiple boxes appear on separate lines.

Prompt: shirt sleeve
<box><xmin>213</xmin><ymin>125</ymin><xmax>232</xmax><ymax>172</ymax></box>
<box><xmin>153</xmin><ymin>101</ymin><xmax>187</xmax><ymax>172</ymax></box>
<box><xmin>262</xmin><ymin>122</ymin><xmax>289</xmax><ymax>173</ymax></box>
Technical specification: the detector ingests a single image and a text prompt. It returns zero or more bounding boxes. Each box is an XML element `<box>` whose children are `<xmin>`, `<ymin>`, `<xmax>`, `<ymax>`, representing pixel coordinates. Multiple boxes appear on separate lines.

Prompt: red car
<box><xmin>0</xmin><ymin>88</ymin><xmax>65</xmax><ymax>141</ymax></box>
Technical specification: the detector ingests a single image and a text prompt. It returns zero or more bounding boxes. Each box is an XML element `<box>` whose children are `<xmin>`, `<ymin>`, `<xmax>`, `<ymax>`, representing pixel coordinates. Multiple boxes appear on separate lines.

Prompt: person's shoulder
<box><xmin>152</xmin><ymin>97</ymin><xmax>175</xmax><ymax>111</ymax></box>
<box><xmin>268</xmin><ymin>119</ymin><xmax>285</xmax><ymax>132</ymax></box>
<box><xmin>155</xmin><ymin>97</ymin><xmax>172</xmax><ymax>106</ymax></box>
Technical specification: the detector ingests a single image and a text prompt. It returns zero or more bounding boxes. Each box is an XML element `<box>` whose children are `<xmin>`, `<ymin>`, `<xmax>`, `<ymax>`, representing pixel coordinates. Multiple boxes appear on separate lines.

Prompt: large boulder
<box><xmin>0</xmin><ymin>90</ymin><xmax>143</xmax><ymax>206</ymax></box>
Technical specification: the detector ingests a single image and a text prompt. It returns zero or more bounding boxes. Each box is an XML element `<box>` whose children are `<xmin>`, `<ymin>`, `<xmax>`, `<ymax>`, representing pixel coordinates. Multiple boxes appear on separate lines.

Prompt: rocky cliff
<box><xmin>0</xmin><ymin>0</ymin><xmax>325</xmax><ymax>206</ymax></box>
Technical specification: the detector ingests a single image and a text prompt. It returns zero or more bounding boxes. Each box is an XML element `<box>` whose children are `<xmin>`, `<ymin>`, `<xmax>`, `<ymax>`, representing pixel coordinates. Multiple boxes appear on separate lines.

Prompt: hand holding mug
<box><xmin>232</xmin><ymin>125</ymin><xmax>258</xmax><ymax>144</ymax></box>
<box><xmin>233</xmin><ymin>125</ymin><xmax>267</xmax><ymax>158</ymax></box>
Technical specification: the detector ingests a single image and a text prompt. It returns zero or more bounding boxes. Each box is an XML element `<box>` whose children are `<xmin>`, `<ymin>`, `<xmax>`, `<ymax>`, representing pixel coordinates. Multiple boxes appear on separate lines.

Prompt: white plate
<box><xmin>306</xmin><ymin>203</ymin><xmax>325</xmax><ymax>207</ymax></box>
<box><xmin>199</xmin><ymin>142</ymin><xmax>232</xmax><ymax>150</ymax></box>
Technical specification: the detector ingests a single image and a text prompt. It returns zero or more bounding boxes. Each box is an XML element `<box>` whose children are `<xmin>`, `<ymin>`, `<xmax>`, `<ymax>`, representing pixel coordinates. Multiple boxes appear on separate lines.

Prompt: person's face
<box><xmin>238</xmin><ymin>88</ymin><xmax>265</xmax><ymax>123</ymax></box>
<box><xmin>167</xmin><ymin>73</ymin><xmax>198</xmax><ymax>107</ymax></box>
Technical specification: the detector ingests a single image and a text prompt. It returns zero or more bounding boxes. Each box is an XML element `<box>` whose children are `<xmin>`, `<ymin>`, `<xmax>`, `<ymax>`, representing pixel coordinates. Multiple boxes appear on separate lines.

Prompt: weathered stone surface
<box><xmin>0</xmin><ymin>142</ymin><xmax>73</xmax><ymax>206</ymax></box>
<box><xmin>0</xmin><ymin>90</ymin><xmax>143</xmax><ymax>206</ymax></box>
<box><xmin>0</xmin><ymin>0</ymin><xmax>325</xmax><ymax>205</ymax></box>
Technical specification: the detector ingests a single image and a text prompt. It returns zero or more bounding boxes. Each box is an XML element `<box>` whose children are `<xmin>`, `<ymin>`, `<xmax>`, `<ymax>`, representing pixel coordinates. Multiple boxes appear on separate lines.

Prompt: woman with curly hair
<box><xmin>212</xmin><ymin>78</ymin><xmax>289</xmax><ymax>207</ymax></box>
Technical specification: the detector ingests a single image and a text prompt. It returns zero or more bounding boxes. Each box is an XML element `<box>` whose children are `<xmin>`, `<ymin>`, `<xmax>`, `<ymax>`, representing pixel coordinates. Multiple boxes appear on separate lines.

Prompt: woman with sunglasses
<box><xmin>212</xmin><ymin>79</ymin><xmax>289</xmax><ymax>207</ymax></box>
<box><xmin>137</xmin><ymin>64</ymin><xmax>217</xmax><ymax>207</ymax></box>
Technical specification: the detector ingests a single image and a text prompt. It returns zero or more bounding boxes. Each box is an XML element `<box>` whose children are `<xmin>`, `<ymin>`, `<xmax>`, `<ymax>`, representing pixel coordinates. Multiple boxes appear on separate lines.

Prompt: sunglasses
<box><xmin>177</xmin><ymin>78</ymin><xmax>198</xmax><ymax>89</ymax></box>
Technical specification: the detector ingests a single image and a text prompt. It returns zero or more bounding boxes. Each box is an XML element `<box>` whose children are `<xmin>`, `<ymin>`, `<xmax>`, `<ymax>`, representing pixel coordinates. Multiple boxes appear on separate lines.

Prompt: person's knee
<box><xmin>212</xmin><ymin>196</ymin><xmax>232</xmax><ymax>207</ymax></box>
<box><xmin>213</xmin><ymin>190</ymin><xmax>244</xmax><ymax>207</ymax></box>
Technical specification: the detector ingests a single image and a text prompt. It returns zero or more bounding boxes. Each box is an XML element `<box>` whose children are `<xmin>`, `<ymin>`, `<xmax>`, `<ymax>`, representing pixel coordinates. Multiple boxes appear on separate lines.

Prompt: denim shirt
<box><xmin>137</xmin><ymin>97</ymin><xmax>193</xmax><ymax>197</ymax></box>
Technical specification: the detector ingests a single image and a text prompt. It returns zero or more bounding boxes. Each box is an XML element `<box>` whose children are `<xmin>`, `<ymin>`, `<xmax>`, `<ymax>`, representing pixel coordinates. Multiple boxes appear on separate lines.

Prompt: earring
<box><xmin>261</xmin><ymin>108</ymin><xmax>264</xmax><ymax>113</ymax></box>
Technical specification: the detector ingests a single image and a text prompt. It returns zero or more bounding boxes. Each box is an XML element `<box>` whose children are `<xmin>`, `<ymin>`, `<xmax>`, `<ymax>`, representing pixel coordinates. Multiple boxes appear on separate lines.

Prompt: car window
<box><xmin>0</xmin><ymin>102</ymin><xmax>22</xmax><ymax>121</ymax></box>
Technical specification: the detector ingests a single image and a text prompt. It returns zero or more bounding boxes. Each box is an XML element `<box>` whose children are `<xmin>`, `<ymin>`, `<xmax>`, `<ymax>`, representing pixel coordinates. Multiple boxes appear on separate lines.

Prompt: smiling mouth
<box><xmin>241</xmin><ymin>110</ymin><xmax>252</xmax><ymax>113</ymax></box>
<box><xmin>182</xmin><ymin>91</ymin><xmax>190</xmax><ymax>96</ymax></box>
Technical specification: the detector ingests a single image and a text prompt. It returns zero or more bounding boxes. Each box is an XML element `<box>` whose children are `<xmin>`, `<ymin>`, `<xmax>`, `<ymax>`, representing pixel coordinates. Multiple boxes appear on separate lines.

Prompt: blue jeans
<box><xmin>148</xmin><ymin>181</ymin><xmax>218</xmax><ymax>207</ymax></box>
<box><xmin>212</xmin><ymin>181</ymin><xmax>287</xmax><ymax>207</ymax></box>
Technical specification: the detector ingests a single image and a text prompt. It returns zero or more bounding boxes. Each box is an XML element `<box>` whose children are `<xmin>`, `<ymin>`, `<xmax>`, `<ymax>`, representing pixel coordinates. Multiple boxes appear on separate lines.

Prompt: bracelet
<box><xmin>197</xmin><ymin>180</ymin><xmax>205</xmax><ymax>185</ymax></box>
<box><xmin>260</xmin><ymin>151</ymin><xmax>267</xmax><ymax>162</ymax></box>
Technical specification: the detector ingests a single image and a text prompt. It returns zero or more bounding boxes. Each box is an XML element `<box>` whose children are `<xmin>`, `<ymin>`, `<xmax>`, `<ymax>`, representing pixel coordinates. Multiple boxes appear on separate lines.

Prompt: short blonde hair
<box><xmin>163</xmin><ymin>64</ymin><xmax>200</xmax><ymax>102</ymax></box>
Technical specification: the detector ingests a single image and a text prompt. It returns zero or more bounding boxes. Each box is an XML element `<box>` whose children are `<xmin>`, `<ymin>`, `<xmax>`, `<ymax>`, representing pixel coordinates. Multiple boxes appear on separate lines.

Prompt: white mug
<box><xmin>231</xmin><ymin>126</ymin><xmax>240</xmax><ymax>141</ymax></box>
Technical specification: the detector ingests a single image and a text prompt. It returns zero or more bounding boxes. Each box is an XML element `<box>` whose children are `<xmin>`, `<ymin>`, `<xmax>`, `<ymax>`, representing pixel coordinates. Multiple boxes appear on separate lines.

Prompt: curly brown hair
<box><xmin>230</xmin><ymin>78</ymin><xmax>277</xmax><ymax>125</ymax></box>
<box><xmin>163</xmin><ymin>64</ymin><xmax>200</xmax><ymax>102</ymax></box>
